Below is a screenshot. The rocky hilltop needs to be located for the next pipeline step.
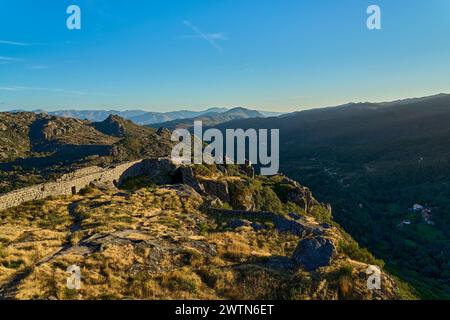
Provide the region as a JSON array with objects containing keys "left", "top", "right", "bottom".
[
  {"left": 0, "top": 112, "right": 173, "bottom": 194},
  {"left": 0, "top": 159, "right": 415, "bottom": 300}
]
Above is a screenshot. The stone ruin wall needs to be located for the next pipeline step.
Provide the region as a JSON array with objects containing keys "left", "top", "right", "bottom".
[
  {"left": 0, "top": 158, "right": 177, "bottom": 212},
  {"left": 0, "top": 158, "right": 259, "bottom": 212}
]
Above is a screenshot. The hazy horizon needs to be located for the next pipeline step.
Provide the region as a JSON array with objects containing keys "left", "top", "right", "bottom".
[{"left": 2, "top": 92, "right": 448, "bottom": 114}]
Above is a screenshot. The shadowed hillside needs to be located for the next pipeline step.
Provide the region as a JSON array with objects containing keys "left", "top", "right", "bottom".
[{"left": 216, "top": 94, "right": 450, "bottom": 298}]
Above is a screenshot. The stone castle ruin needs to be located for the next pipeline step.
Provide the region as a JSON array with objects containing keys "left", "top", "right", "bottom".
[{"left": 0, "top": 158, "right": 180, "bottom": 212}]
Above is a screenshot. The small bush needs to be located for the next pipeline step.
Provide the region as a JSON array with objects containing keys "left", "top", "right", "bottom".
[
  {"left": 273, "top": 183, "right": 297, "bottom": 203},
  {"left": 254, "top": 186, "right": 284, "bottom": 213},
  {"left": 162, "top": 269, "right": 202, "bottom": 293},
  {"left": 2, "top": 259, "right": 24, "bottom": 269},
  {"left": 221, "top": 202, "right": 233, "bottom": 210},
  {"left": 0, "top": 244, "right": 5, "bottom": 259},
  {"left": 62, "top": 288, "right": 79, "bottom": 300},
  {"left": 339, "top": 241, "right": 385, "bottom": 268},
  {"left": 335, "top": 265, "right": 354, "bottom": 279},
  {"left": 193, "top": 164, "right": 217, "bottom": 177},
  {"left": 198, "top": 266, "right": 235, "bottom": 291},
  {"left": 79, "top": 185, "right": 97, "bottom": 196},
  {"left": 120, "top": 175, "right": 156, "bottom": 191}
]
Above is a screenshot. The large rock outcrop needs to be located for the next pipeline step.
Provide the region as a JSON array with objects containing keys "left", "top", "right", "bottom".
[
  {"left": 179, "top": 166, "right": 205, "bottom": 194},
  {"left": 280, "top": 176, "right": 319, "bottom": 214},
  {"left": 198, "top": 178, "right": 230, "bottom": 203},
  {"left": 292, "top": 237, "right": 337, "bottom": 271},
  {"left": 228, "top": 182, "right": 255, "bottom": 211}
]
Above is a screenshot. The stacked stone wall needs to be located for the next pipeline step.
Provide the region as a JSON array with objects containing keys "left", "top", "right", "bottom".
[{"left": 0, "top": 159, "right": 150, "bottom": 211}]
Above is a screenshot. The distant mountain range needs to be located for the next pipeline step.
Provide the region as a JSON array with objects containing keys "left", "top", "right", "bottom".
[
  {"left": 148, "top": 107, "right": 265, "bottom": 130},
  {"left": 14, "top": 107, "right": 283, "bottom": 125}
]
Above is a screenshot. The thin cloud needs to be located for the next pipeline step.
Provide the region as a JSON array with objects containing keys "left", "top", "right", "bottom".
[
  {"left": 0, "top": 40, "right": 31, "bottom": 46},
  {"left": 0, "top": 85, "right": 116, "bottom": 97},
  {"left": 0, "top": 85, "right": 86, "bottom": 95},
  {"left": 180, "top": 33, "right": 228, "bottom": 41},
  {"left": 182, "top": 21, "right": 227, "bottom": 53},
  {"left": 0, "top": 86, "right": 20, "bottom": 91},
  {"left": 0, "top": 56, "right": 23, "bottom": 62},
  {"left": 29, "top": 65, "right": 49, "bottom": 70}
]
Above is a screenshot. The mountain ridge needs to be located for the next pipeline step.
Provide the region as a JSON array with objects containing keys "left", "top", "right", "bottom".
[
  {"left": 149, "top": 107, "right": 265, "bottom": 130},
  {"left": 7, "top": 107, "right": 282, "bottom": 125}
]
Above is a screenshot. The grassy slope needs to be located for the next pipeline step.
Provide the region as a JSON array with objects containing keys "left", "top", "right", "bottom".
[{"left": 0, "top": 169, "right": 416, "bottom": 300}]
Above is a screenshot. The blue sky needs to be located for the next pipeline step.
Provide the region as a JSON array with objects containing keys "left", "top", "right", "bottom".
[{"left": 0, "top": 0, "right": 449, "bottom": 112}]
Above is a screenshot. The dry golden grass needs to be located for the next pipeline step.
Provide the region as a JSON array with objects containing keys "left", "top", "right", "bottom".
[
  {"left": 207, "top": 229, "right": 298, "bottom": 263},
  {"left": 0, "top": 198, "right": 71, "bottom": 286},
  {"left": 0, "top": 180, "right": 415, "bottom": 300},
  {"left": 0, "top": 197, "right": 73, "bottom": 229}
]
